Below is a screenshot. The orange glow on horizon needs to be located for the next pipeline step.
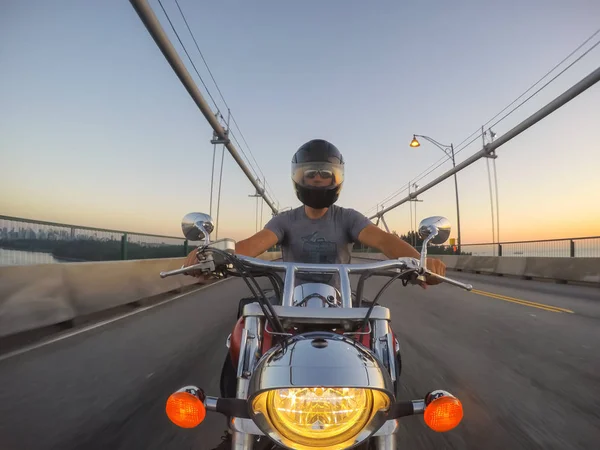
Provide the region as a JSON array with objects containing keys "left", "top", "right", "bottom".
[{"left": 3, "top": 193, "right": 599, "bottom": 245}]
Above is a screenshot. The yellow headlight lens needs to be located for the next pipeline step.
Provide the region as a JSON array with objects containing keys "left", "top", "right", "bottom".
[{"left": 252, "top": 387, "right": 390, "bottom": 449}]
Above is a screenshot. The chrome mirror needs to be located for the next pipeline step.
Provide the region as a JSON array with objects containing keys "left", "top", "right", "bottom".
[
  {"left": 181, "top": 212, "right": 214, "bottom": 246},
  {"left": 418, "top": 216, "right": 451, "bottom": 245},
  {"left": 417, "top": 216, "right": 451, "bottom": 277}
]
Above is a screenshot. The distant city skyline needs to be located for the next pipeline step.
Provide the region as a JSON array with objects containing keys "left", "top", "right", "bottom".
[
  {"left": 2, "top": 0, "right": 599, "bottom": 244},
  {"left": 0, "top": 219, "right": 182, "bottom": 247}
]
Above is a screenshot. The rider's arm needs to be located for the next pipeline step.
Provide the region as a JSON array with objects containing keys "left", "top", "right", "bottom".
[
  {"left": 235, "top": 229, "right": 279, "bottom": 257},
  {"left": 235, "top": 210, "right": 287, "bottom": 257},
  {"left": 357, "top": 224, "right": 445, "bottom": 284},
  {"left": 357, "top": 225, "right": 421, "bottom": 259},
  {"left": 184, "top": 212, "right": 285, "bottom": 271},
  {"left": 183, "top": 228, "right": 278, "bottom": 274}
]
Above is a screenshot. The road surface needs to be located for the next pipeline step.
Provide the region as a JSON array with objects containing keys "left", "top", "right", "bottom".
[{"left": 0, "top": 271, "right": 599, "bottom": 449}]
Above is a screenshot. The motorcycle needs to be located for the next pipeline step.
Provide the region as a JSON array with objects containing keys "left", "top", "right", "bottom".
[{"left": 159, "top": 213, "right": 473, "bottom": 450}]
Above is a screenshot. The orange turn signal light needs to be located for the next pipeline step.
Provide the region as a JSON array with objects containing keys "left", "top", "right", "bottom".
[
  {"left": 424, "top": 396, "right": 464, "bottom": 432},
  {"left": 166, "top": 392, "right": 206, "bottom": 428}
]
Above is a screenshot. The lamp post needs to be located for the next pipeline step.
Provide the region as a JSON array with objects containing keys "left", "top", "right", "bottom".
[{"left": 409, "top": 134, "right": 462, "bottom": 253}]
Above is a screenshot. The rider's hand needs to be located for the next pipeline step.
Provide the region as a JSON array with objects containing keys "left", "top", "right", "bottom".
[
  {"left": 425, "top": 257, "right": 446, "bottom": 285},
  {"left": 183, "top": 249, "right": 203, "bottom": 278},
  {"left": 417, "top": 258, "right": 446, "bottom": 289}
]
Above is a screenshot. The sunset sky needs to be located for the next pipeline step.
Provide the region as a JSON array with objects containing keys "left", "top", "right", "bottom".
[{"left": 2, "top": 0, "right": 599, "bottom": 244}]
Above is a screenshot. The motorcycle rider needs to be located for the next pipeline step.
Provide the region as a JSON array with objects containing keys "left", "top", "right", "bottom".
[
  {"left": 183, "top": 139, "right": 446, "bottom": 448},
  {"left": 184, "top": 138, "right": 446, "bottom": 283}
]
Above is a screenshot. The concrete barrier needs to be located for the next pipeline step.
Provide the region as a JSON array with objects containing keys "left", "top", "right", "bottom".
[
  {"left": 460, "top": 256, "right": 497, "bottom": 274},
  {"left": 495, "top": 257, "right": 528, "bottom": 277},
  {"left": 438, "top": 255, "right": 459, "bottom": 270},
  {"left": 522, "top": 257, "right": 600, "bottom": 284},
  {"left": 434, "top": 255, "right": 600, "bottom": 285},
  {"left": 352, "top": 253, "right": 600, "bottom": 285},
  {"left": 0, "top": 251, "right": 282, "bottom": 338},
  {"left": 2, "top": 251, "right": 596, "bottom": 339}
]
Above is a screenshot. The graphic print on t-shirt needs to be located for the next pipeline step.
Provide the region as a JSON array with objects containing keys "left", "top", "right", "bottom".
[{"left": 301, "top": 231, "right": 338, "bottom": 264}]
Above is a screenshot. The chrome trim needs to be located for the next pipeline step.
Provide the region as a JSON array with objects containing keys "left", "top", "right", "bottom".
[
  {"left": 248, "top": 332, "right": 394, "bottom": 395},
  {"left": 412, "top": 399, "right": 426, "bottom": 414},
  {"left": 160, "top": 259, "right": 215, "bottom": 278},
  {"left": 236, "top": 329, "right": 249, "bottom": 379},
  {"left": 339, "top": 268, "right": 352, "bottom": 308},
  {"left": 293, "top": 283, "right": 340, "bottom": 308},
  {"left": 242, "top": 303, "right": 391, "bottom": 322},
  {"left": 204, "top": 396, "right": 218, "bottom": 411},
  {"left": 282, "top": 266, "right": 296, "bottom": 306},
  {"left": 252, "top": 410, "right": 391, "bottom": 450},
  {"left": 231, "top": 418, "right": 263, "bottom": 435},
  {"left": 372, "top": 419, "right": 400, "bottom": 436},
  {"left": 264, "top": 329, "right": 294, "bottom": 337},
  {"left": 386, "top": 332, "right": 397, "bottom": 383},
  {"left": 428, "top": 272, "right": 473, "bottom": 291},
  {"left": 237, "top": 256, "right": 418, "bottom": 309},
  {"left": 418, "top": 216, "right": 451, "bottom": 246},
  {"left": 232, "top": 317, "right": 261, "bottom": 449},
  {"left": 232, "top": 432, "right": 252, "bottom": 449},
  {"left": 419, "top": 232, "right": 437, "bottom": 273},
  {"left": 237, "top": 255, "right": 418, "bottom": 273},
  {"left": 375, "top": 434, "right": 397, "bottom": 449},
  {"left": 181, "top": 212, "right": 214, "bottom": 244},
  {"left": 302, "top": 297, "right": 329, "bottom": 308},
  {"left": 372, "top": 319, "right": 391, "bottom": 380},
  {"left": 240, "top": 317, "right": 261, "bottom": 384},
  {"left": 175, "top": 385, "right": 202, "bottom": 397},
  {"left": 207, "top": 238, "right": 236, "bottom": 253},
  {"left": 342, "top": 321, "right": 372, "bottom": 336},
  {"left": 235, "top": 254, "right": 474, "bottom": 296}
]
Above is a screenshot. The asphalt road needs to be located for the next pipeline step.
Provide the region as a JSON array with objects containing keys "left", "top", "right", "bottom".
[{"left": 0, "top": 271, "right": 599, "bottom": 449}]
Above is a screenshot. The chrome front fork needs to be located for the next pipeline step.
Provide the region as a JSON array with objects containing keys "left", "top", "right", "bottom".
[
  {"left": 375, "top": 434, "right": 397, "bottom": 449},
  {"left": 231, "top": 316, "right": 261, "bottom": 449},
  {"left": 372, "top": 318, "right": 399, "bottom": 450}
]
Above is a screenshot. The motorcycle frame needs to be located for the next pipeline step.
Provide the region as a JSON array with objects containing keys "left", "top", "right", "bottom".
[{"left": 227, "top": 257, "right": 422, "bottom": 449}]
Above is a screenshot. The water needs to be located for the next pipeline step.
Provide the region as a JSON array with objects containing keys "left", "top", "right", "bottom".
[{"left": 0, "top": 248, "right": 62, "bottom": 266}]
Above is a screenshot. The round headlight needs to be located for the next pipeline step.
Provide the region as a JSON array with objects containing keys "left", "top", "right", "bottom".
[{"left": 252, "top": 387, "right": 390, "bottom": 449}]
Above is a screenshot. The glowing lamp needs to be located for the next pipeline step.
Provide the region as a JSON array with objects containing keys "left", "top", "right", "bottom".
[
  {"left": 424, "top": 395, "right": 464, "bottom": 432},
  {"left": 166, "top": 392, "right": 206, "bottom": 428}
]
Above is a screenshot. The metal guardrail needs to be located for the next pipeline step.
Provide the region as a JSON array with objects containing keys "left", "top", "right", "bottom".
[
  {"left": 3, "top": 214, "right": 597, "bottom": 266},
  {"left": 353, "top": 244, "right": 456, "bottom": 256},
  {"left": 353, "top": 236, "right": 600, "bottom": 258},
  {"left": 0, "top": 215, "right": 189, "bottom": 266},
  {"left": 461, "top": 236, "right": 600, "bottom": 258}
]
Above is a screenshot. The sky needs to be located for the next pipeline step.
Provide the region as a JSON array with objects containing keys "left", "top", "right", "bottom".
[{"left": 1, "top": 0, "right": 599, "bottom": 244}]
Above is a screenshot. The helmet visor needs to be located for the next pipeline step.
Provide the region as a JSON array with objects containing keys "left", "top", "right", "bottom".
[{"left": 292, "top": 162, "right": 344, "bottom": 189}]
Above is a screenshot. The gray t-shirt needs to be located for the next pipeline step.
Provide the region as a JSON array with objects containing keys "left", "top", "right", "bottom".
[{"left": 264, "top": 205, "right": 372, "bottom": 286}]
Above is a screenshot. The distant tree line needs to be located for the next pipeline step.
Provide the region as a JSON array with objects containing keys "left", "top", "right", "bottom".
[{"left": 0, "top": 239, "right": 187, "bottom": 261}]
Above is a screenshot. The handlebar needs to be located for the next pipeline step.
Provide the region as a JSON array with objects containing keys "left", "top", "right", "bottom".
[
  {"left": 159, "top": 260, "right": 215, "bottom": 278},
  {"left": 159, "top": 253, "right": 473, "bottom": 293}
]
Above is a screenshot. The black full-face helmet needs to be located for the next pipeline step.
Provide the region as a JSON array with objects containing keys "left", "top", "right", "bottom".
[{"left": 291, "top": 139, "right": 345, "bottom": 209}]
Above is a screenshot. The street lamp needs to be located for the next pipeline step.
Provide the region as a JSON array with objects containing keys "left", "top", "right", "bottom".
[{"left": 409, "top": 134, "right": 462, "bottom": 253}]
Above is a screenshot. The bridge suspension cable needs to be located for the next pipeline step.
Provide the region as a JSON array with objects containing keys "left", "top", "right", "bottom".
[
  {"left": 369, "top": 27, "right": 600, "bottom": 214},
  {"left": 133, "top": 0, "right": 279, "bottom": 213},
  {"left": 169, "top": 0, "right": 279, "bottom": 204},
  {"left": 369, "top": 64, "right": 600, "bottom": 220}
]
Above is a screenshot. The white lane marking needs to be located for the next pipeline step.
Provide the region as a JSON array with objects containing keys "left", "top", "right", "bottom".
[{"left": 0, "top": 278, "right": 232, "bottom": 362}]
